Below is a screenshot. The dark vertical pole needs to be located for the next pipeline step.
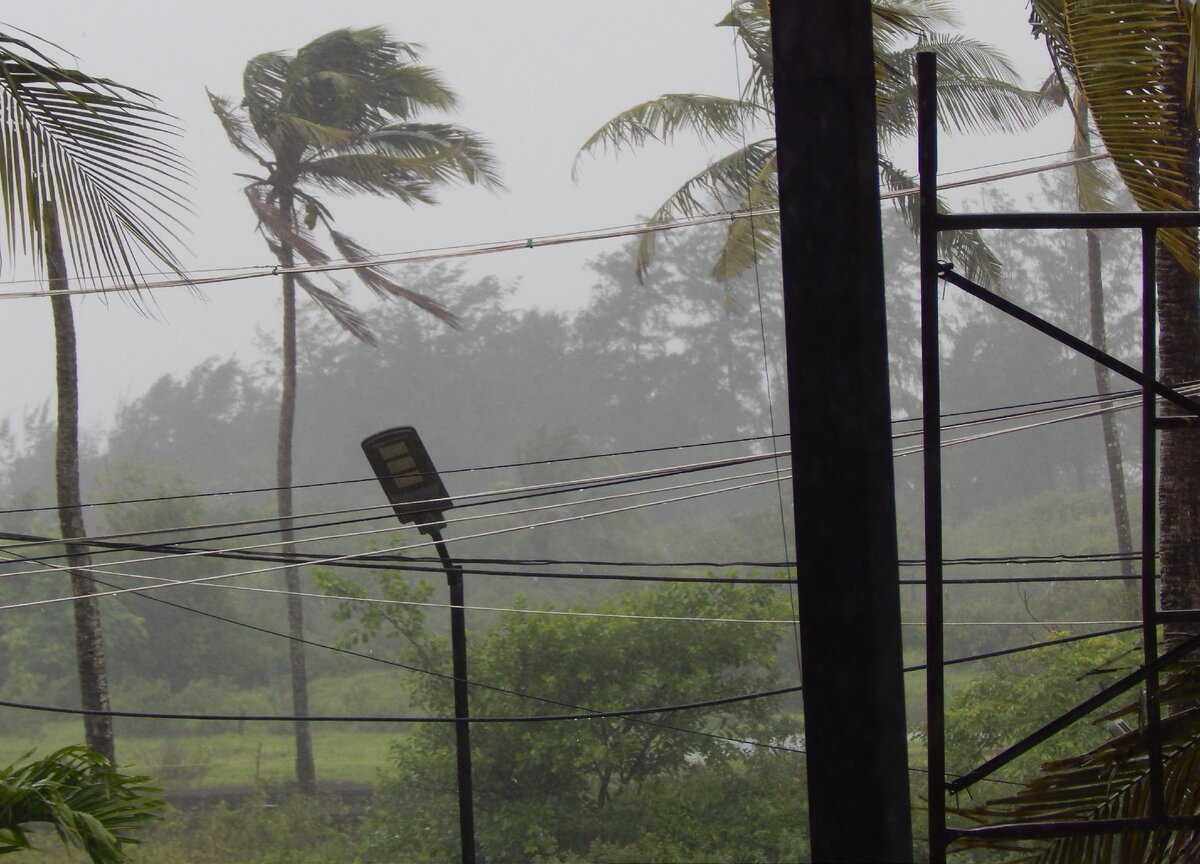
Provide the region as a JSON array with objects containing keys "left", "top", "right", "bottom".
[
  {"left": 918, "top": 53, "right": 946, "bottom": 863},
  {"left": 433, "top": 532, "right": 476, "bottom": 864},
  {"left": 1142, "top": 228, "right": 1165, "bottom": 819},
  {"left": 770, "top": 4, "right": 913, "bottom": 861}
]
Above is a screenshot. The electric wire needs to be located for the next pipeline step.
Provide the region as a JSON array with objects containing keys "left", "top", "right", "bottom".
[
  {"left": 0, "top": 375, "right": 1170, "bottom": 527},
  {"left": 0, "top": 153, "right": 1110, "bottom": 304},
  {"left": 0, "top": 378, "right": 1161, "bottom": 565},
  {"left": 0, "top": 548, "right": 803, "bottom": 756},
  {"left": 0, "top": 466, "right": 792, "bottom": 581},
  {"left": 0, "top": 473, "right": 795, "bottom": 612}
]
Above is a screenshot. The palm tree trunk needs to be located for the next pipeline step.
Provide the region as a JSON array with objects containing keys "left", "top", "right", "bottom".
[
  {"left": 44, "top": 203, "right": 115, "bottom": 761},
  {"left": 1156, "top": 107, "right": 1200, "bottom": 657},
  {"left": 1085, "top": 228, "right": 1134, "bottom": 579},
  {"left": 275, "top": 192, "right": 316, "bottom": 794}
]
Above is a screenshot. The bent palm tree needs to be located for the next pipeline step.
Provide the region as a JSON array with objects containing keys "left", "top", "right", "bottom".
[
  {"left": 0, "top": 746, "right": 163, "bottom": 863},
  {"left": 574, "top": 0, "right": 1047, "bottom": 286},
  {"left": 0, "top": 32, "right": 188, "bottom": 762},
  {"left": 209, "top": 26, "right": 500, "bottom": 794}
]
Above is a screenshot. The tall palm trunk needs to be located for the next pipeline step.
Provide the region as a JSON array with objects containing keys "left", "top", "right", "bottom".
[
  {"left": 275, "top": 191, "right": 316, "bottom": 794},
  {"left": 1156, "top": 114, "right": 1200, "bottom": 655},
  {"left": 1085, "top": 228, "right": 1135, "bottom": 580},
  {"left": 44, "top": 202, "right": 115, "bottom": 761}
]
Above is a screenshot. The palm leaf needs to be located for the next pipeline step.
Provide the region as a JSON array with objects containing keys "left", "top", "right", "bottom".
[
  {"left": 1055, "top": 0, "right": 1195, "bottom": 268},
  {"left": 879, "top": 157, "right": 1003, "bottom": 288},
  {"left": 326, "top": 229, "right": 461, "bottom": 328},
  {"left": 573, "top": 94, "right": 767, "bottom": 180},
  {"left": 953, "top": 673, "right": 1200, "bottom": 863},
  {"left": 293, "top": 273, "right": 376, "bottom": 345},
  {"left": 633, "top": 138, "right": 775, "bottom": 283},
  {"left": 0, "top": 34, "right": 188, "bottom": 285},
  {"left": 0, "top": 745, "right": 162, "bottom": 863}
]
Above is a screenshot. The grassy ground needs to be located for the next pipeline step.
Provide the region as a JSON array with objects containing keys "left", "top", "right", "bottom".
[{"left": 0, "top": 720, "right": 399, "bottom": 790}]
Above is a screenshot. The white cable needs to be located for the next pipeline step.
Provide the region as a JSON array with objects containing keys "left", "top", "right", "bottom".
[
  {"left": 0, "top": 474, "right": 788, "bottom": 612},
  {"left": 0, "top": 467, "right": 792, "bottom": 581},
  {"left": 0, "top": 450, "right": 785, "bottom": 554},
  {"left": 0, "top": 153, "right": 1110, "bottom": 303}
]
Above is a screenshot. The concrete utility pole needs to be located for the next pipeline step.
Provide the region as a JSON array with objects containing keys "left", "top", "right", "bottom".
[{"left": 769, "top": 3, "right": 914, "bottom": 861}]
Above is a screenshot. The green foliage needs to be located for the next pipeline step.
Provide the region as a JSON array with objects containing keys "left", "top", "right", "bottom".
[
  {"left": 122, "top": 795, "right": 357, "bottom": 864},
  {"left": 576, "top": 0, "right": 1046, "bottom": 285},
  {"left": 0, "top": 746, "right": 162, "bottom": 863},
  {"left": 0, "top": 31, "right": 187, "bottom": 283},
  {"left": 940, "top": 631, "right": 1138, "bottom": 781},
  {"left": 953, "top": 671, "right": 1200, "bottom": 863},
  {"left": 339, "top": 581, "right": 802, "bottom": 862}
]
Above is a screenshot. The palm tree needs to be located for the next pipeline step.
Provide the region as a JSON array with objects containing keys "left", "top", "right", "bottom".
[
  {"left": 0, "top": 746, "right": 163, "bottom": 863},
  {"left": 948, "top": 3, "right": 1200, "bottom": 858},
  {"left": 0, "top": 32, "right": 188, "bottom": 762},
  {"left": 208, "top": 26, "right": 500, "bottom": 794},
  {"left": 1043, "top": 69, "right": 1136, "bottom": 578},
  {"left": 573, "top": 0, "right": 1048, "bottom": 286}
]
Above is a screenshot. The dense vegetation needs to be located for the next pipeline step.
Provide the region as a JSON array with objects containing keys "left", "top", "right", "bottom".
[{"left": 0, "top": 186, "right": 1148, "bottom": 859}]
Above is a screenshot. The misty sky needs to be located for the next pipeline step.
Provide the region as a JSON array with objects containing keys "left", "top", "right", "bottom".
[{"left": 2, "top": 2, "right": 1070, "bottom": 433}]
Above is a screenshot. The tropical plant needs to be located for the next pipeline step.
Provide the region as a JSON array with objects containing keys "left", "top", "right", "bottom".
[
  {"left": 1041, "top": 69, "right": 1135, "bottom": 576},
  {"left": 0, "top": 745, "right": 163, "bottom": 863},
  {"left": 0, "top": 30, "right": 189, "bottom": 761},
  {"left": 573, "top": 0, "right": 1047, "bottom": 287},
  {"left": 954, "top": 671, "right": 1200, "bottom": 863},
  {"left": 208, "top": 26, "right": 500, "bottom": 793},
  {"left": 948, "top": 3, "right": 1200, "bottom": 858}
]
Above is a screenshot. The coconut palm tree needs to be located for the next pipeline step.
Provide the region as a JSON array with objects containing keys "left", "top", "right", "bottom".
[
  {"left": 208, "top": 26, "right": 500, "bottom": 794},
  {"left": 574, "top": 0, "right": 1048, "bottom": 286},
  {"left": 0, "top": 746, "right": 163, "bottom": 863},
  {"left": 949, "top": 3, "right": 1200, "bottom": 859},
  {"left": 0, "top": 31, "right": 189, "bottom": 762}
]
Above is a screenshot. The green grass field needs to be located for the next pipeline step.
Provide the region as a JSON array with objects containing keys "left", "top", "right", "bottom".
[{"left": 0, "top": 719, "right": 399, "bottom": 790}]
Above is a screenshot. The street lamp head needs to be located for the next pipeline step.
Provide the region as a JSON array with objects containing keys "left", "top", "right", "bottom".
[{"left": 361, "top": 426, "right": 453, "bottom": 535}]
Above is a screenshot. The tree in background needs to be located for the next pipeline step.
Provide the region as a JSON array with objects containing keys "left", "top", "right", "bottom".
[
  {"left": 0, "top": 31, "right": 189, "bottom": 761},
  {"left": 208, "top": 26, "right": 500, "bottom": 793},
  {"left": 574, "top": 0, "right": 1046, "bottom": 286},
  {"left": 324, "top": 578, "right": 802, "bottom": 862}
]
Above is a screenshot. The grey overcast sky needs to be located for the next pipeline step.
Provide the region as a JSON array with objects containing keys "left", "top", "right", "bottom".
[{"left": 2, "top": 1, "right": 1069, "bottom": 433}]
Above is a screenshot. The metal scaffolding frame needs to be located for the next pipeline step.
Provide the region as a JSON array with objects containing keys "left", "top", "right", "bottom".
[{"left": 917, "top": 51, "right": 1200, "bottom": 861}]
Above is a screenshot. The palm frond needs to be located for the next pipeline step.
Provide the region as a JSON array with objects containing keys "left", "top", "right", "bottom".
[
  {"left": 298, "top": 153, "right": 433, "bottom": 202},
  {"left": 880, "top": 158, "right": 1003, "bottom": 289},
  {"left": 717, "top": 0, "right": 773, "bottom": 107},
  {"left": 326, "top": 229, "right": 461, "bottom": 328},
  {"left": 876, "top": 32, "right": 1050, "bottom": 147},
  {"left": 632, "top": 138, "right": 775, "bottom": 283},
  {"left": 205, "top": 89, "right": 266, "bottom": 164},
  {"left": 245, "top": 186, "right": 328, "bottom": 265},
  {"left": 953, "top": 674, "right": 1200, "bottom": 863},
  {"left": 711, "top": 150, "right": 778, "bottom": 282},
  {"left": 0, "top": 35, "right": 189, "bottom": 285},
  {"left": 1058, "top": 0, "right": 1195, "bottom": 268},
  {"left": 0, "top": 745, "right": 162, "bottom": 863},
  {"left": 573, "top": 94, "right": 766, "bottom": 180},
  {"left": 293, "top": 273, "right": 376, "bottom": 345},
  {"left": 363, "top": 123, "right": 503, "bottom": 189}
]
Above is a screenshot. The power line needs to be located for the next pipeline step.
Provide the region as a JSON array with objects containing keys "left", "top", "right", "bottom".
[
  {"left": 0, "top": 548, "right": 799, "bottom": 756},
  {"left": 0, "top": 685, "right": 803, "bottom": 725},
  {"left": 0, "top": 468, "right": 791, "bottom": 581},
  {"left": 0, "top": 153, "right": 1108, "bottom": 304}
]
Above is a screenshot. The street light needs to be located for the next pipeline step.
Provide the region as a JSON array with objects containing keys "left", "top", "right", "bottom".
[{"left": 361, "top": 426, "right": 476, "bottom": 864}]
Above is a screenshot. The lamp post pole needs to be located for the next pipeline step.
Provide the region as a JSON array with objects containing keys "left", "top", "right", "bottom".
[
  {"left": 360, "top": 426, "right": 476, "bottom": 864},
  {"left": 432, "top": 529, "right": 476, "bottom": 864}
]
